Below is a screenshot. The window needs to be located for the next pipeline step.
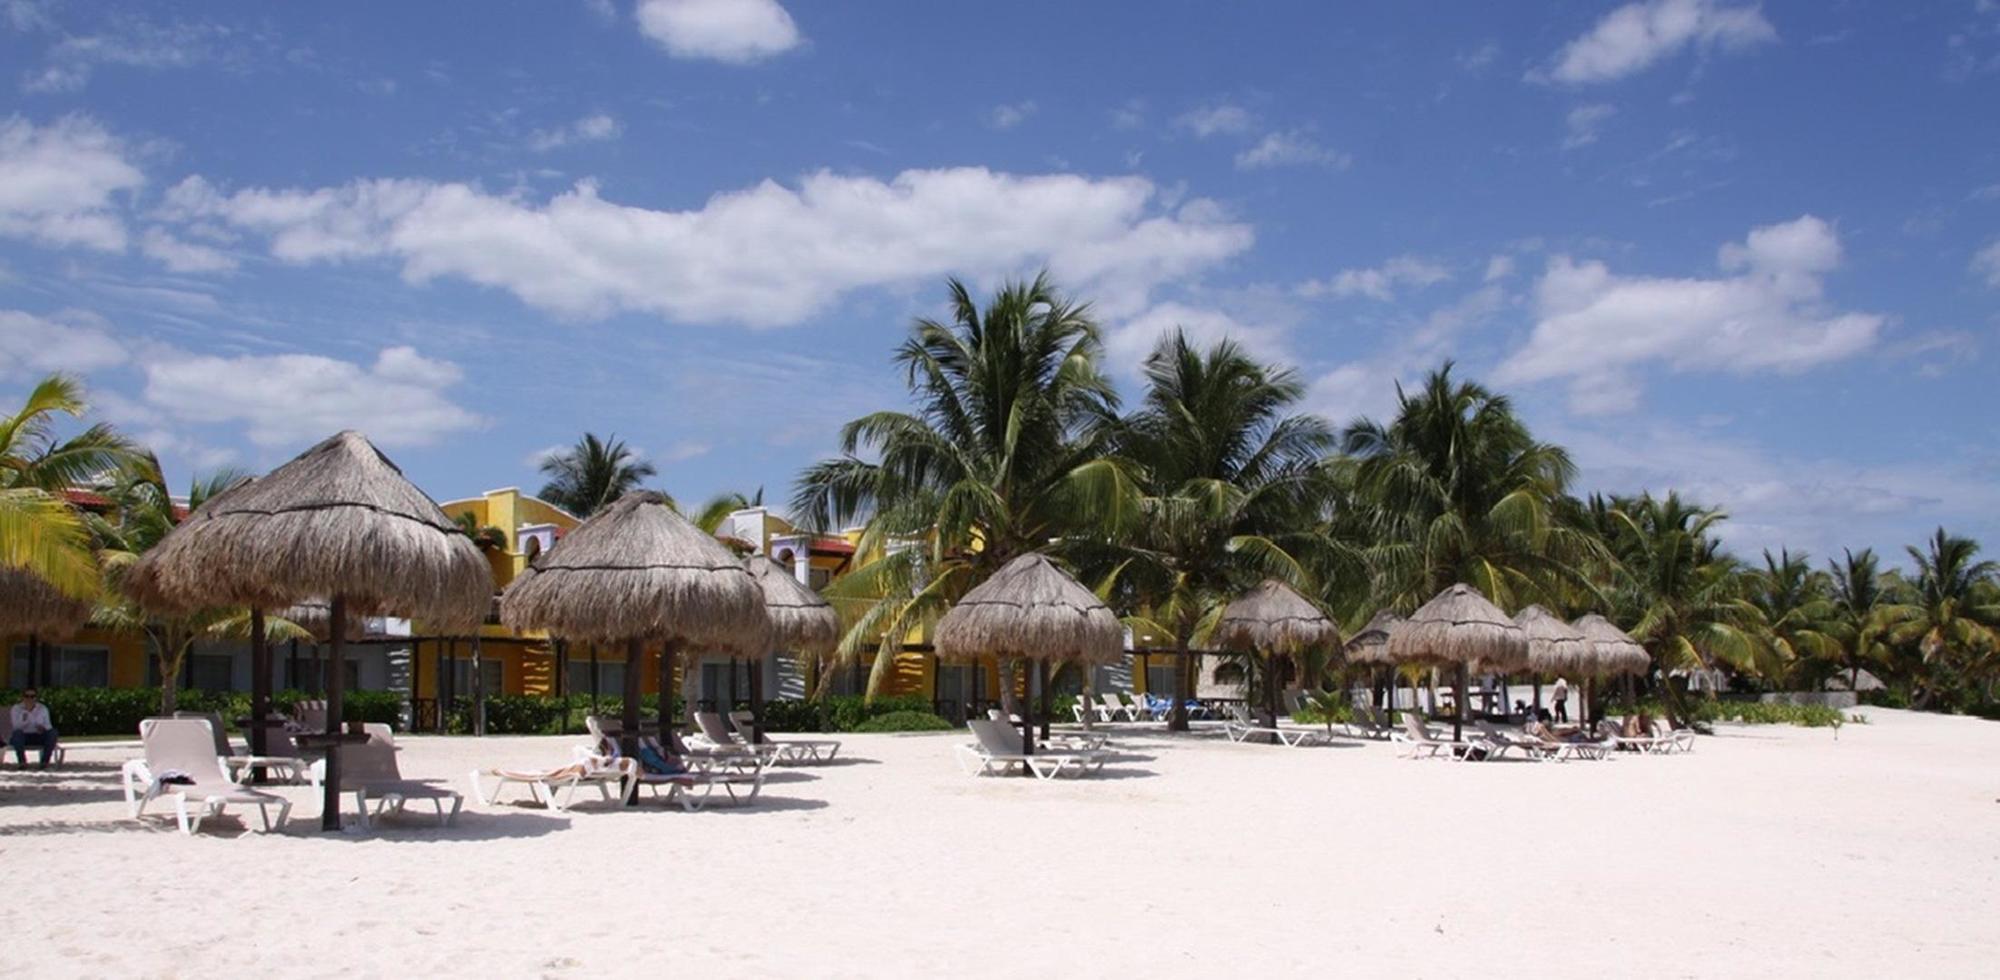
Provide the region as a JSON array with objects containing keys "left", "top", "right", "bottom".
[
  {"left": 190, "top": 654, "right": 235, "bottom": 692},
  {"left": 935, "top": 664, "right": 972, "bottom": 703},
  {"left": 808, "top": 568, "right": 831, "bottom": 590},
  {"left": 1145, "top": 664, "right": 1178, "bottom": 696},
  {"left": 699, "top": 659, "right": 753, "bottom": 707},
  {"left": 451, "top": 658, "right": 504, "bottom": 695},
  {"left": 1212, "top": 662, "right": 1246, "bottom": 689},
  {"left": 568, "top": 659, "right": 626, "bottom": 698},
  {"left": 9, "top": 645, "right": 110, "bottom": 688}
]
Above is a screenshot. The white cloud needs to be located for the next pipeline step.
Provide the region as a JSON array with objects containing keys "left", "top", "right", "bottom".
[
  {"left": 0, "top": 308, "right": 130, "bottom": 378},
  {"left": 1539, "top": 0, "right": 1777, "bottom": 85},
  {"left": 528, "top": 112, "right": 623, "bottom": 151},
  {"left": 1102, "top": 302, "right": 1291, "bottom": 367},
  {"left": 662, "top": 440, "right": 711, "bottom": 462},
  {"left": 0, "top": 114, "right": 142, "bottom": 251},
  {"left": 1563, "top": 103, "right": 1617, "bottom": 149},
  {"left": 634, "top": 0, "right": 802, "bottom": 64},
  {"left": 19, "top": 14, "right": 230, "bottom": 93},
  {"left": 1484, "top": 254, "right": 1517, "bottom": 282},
  {"left": 170, "top": 167, "right": 1253, "bottom": 327},
  {"left": 138, "top": 226, "right": 236, "bottom": 272},
  {"left": 1972, "top": 239, "right": 2000, "bottom": 287},
  {"left": 1303, "top": 282, "right": 1512, "bottom": 427},
  {"left": 1457, "top": 41, "right": 1501, "bottom": 73},
  {"left": 1496, "top": 215, "right": 1883, "bottom": 413},
  {"left": 1175, "top": 103, "right": 1254, "bottom": 138},
  {"left": 1299, "top": 255, "right": 1450, "bottom": 301},
  {"left": 987, "top": 101, "right": 1036, "bottom": 130},
  {"left": 1110, "top": 99, "right": 1146, "bottom": 131},
  {"left": 141, "top": 344, "right": 485, "bottom": 448},
  {"left": 1234, "top": 130, "right": 1350, "bottom": 171}
]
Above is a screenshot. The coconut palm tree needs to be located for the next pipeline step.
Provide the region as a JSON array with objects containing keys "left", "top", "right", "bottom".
[
  {"left": 1342, "top": 363, "right": 1597, "bottom": 612},
  {"left": 85, "top": 456, "right": 252, "bottom": 712},
  {"left": 1111, "top": 330, "right": 1339, "bottom": 730},
  {"left": 1823, "top": 547, "right": 1895, "bottom": 692},
  {"left": 792, "top": 274, "right": 1140, "bottom": 700},
  {"left": 1746, "top": 548, "right": 1840, "bottom": 688},
  {"left": 1883, "top": 528, "right": 2000, "bottom": 707},
  {"left": 693, "top": 487, "right": 762, "bottom": 535},
  {"left": 536, "top": 433, "right": 658, "bottom": 517},
  {"left": 451, "top": 511, "right": 508, "bottom": 551},
  {"left": 0, "top": 375, "right": 137, "bottom": 597}
]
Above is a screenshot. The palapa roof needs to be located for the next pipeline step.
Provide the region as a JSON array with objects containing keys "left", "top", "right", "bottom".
[
  {"left": 123, "top": 432, "right": 491, "bottom": 631},
  {"left": 1389, "top": 583, "right": 1529, "bottom": 670},
  {"left": 745, "top": 555, "right": 838, "bottom": 656},
  {"left": 0, "top": 566, "right": 94, "bottom": 640},
  {"left": 933, "top": 552, "right": 1123, "bottom": 665},
  {"left": 1212, "top": 579, "right": 1341, "bottom": 656},
  {"left": 1344, "top": 610, "right": 1404, "bottom": 665},
  {"left": 274, "top": 599, "right": 366, "bottom": 643},
  {"left": 1514, "top": 605, "right": 1592, "bottom": 674},
  {"left": 500, "top": 490, "right": 768, "bottom": 651},
  {"left": 1572, "top": 613, "right": 1652, "bottom": 677}
]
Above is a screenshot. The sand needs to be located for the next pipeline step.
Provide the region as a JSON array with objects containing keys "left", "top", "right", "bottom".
[{"left": 2, "top": 707, "right": 1995, "bottom": 978}]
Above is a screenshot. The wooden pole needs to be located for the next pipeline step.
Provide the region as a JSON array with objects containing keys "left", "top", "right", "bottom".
[
  {"left": 750, "top": 656, "right": 766, "bottom": 745},
  {"left": 1037, "top": 659, "right": 1052, "bottom": 741},
  {"left": 1453, "top": 662, "right": 1467, "bottom": 741},
  {"left": 319, "top": 596, "right": 347, "bottom": 832},
  {"left": 556, "top": 639, "right": 570, "bottom": 734},
  {"left": 661, "top": 641, "right": 683, "bottom": 744},
  {"left": 249, "top": 609, "right": 270, "bottom": 783},
  {"left": 288, "top": 638, "right": 299, "bottom": 695},
  {"left": 1022, "top": 660, "right": 1039, "bottom": 757},
  {"left": 470, "top": 634, "right": 486, "bottom": 736},
  {"left": 589, "top": 642, "right": 600, "bottom": 704},
  {"left": 410, "top": 637, "right": 423, "bottom": 731},
  {"left": 622, "top": 637, "right": 643, "bottom": 806}
]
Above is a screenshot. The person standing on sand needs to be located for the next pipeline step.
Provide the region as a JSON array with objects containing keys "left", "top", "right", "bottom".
[{"left": 1552, "top": 677, "right": 1570, "bottom": 723}]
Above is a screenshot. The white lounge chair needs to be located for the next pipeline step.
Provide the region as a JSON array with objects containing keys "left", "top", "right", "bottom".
[
  {"left": 1601, "top": 716, "right": 1672, "bottom": 754},
  {"left": 122, "top": 717, "right": 291, "bottom": 835},
  {"left": 727, "top": 710, "right": 841, "bottom": 764},
  {"left": 171, "top": 710, "right": 318, "bottom": 786},
  {"left": 582, "top": 724, "right": 763, "bottom": 811},
  {"left": 954, "top": 719, "right": 1106, "bottom": 780},
  {"left": 1653, "top": 716, "right": 1696, "bottom": 753},
  {"left": 1393, "top": 713, "right": 1490, "bottom": 761},
  {"left": 1223, "top": 703, "right": 1321, "bottom": 747},
  {"left": 1095, "top": 693, "right": 1133, "bottom": 723},
  {"left": 691, "top": 711, "right": 787, "bottom": 766},
  {"left": 469, "top": 755, "right": 635, "bottom": 812},
  {"left": 337, "top": 723, "right": 463, "bottom": 829},
  {"left": 1342, "top": 699, "right": 1393, "bottom": 740},
  {"left": 986, "top": 709, "right": 1110, "bottom": 751}
]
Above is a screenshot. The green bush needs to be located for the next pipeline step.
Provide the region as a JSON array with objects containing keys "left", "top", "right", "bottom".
[
  {"left": 1685, "top": 699, "right": 1849, "bottom": 728},
  {"left": 0, "top": 686, "right": 408, "bottom": 736},
  {"left": 823, "top": 694, "right": 936, "bottom": 732},
  {"left": 761, "top": 698, "right": 829, "bottom": 732},
  {"left": 852, "top": 710, "right": 955, "bottom": 733}
]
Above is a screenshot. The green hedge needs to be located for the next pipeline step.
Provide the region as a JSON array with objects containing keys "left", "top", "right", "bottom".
[
  {"left": 1678, "top": 699, "right": 1852, "bottom": 728},
  {"left": 0, "top": 687, "right": 404, "bottom": 737},
  {"left": 852, "top": 710, "right": 955, "bottom": 733}
]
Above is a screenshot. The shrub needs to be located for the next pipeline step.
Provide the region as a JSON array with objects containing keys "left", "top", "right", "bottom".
[
  {"left": 760, "top": 698, "right": 828, "bottom": 733},
  {"left": 1685, "top": 699, "right": 1849, "bottom": 728},
  {"left": 0, "top": 686, "right": 408, "bottom": 736},
  {"left": 852, "top": 710, "right": 954, "bottom": 733},
  {"left": 823, "top": 693, "right": 936, "bottom": 732}
]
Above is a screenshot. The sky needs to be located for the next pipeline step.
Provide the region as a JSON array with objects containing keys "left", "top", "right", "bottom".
[{"left": 1, "top": 0, "right": 1996, "bottom": 567}]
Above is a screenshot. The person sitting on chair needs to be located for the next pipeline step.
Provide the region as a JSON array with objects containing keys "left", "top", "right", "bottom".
[{"left": 8, "top": 688, "right": 59, "bottom": 769}]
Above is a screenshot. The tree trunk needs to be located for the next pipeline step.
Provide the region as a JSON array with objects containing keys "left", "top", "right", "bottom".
[
  {"left": 998, "top": 658, "right": 1020, "bottom": 717},
  {"left": 319, "top": 596, "right": 347, "bottom": 832},
  {"left": 1037, "top": 659, "right": 1051, "bottom": 742},
  {"left": 1168, "top": 633, "right": 1191, "bottom": 732},
  {"left": 250, "top": 609, "right": 270, "bottom": 783}
]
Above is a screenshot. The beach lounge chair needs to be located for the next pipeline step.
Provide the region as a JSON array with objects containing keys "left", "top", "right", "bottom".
[
  {"left": 1223, "top": 703, "right": 1321, "bottom": 747},
  {"left": 727, "top": 710, "right": 842, "bottom": 763},
  {"left": 1602, "top": 716, "right": 1671, "bottom": 754},
  {"left": 1094, "top": 693, "right": 1131, "bottom": 723},
  {"left": 954, "top": 719, "right": 1106, "bottom": 780},
  {"left": 1520, "top": 722, "right": 1613, "bottom": 761},
  {"left": 986, "top": 710, "right": 1111, "bottom": 751},
  {"left": 1653, "top": 716, "right": 1696, "bottom": 753},
  {"left": 691, "top": 711, "right": 787, "bottom": 766},
  {"left": 171, "top": 710, "right": 317, "bottom": 786},
  {"left": 122, "top": 717, "right": 292, "bottom": 835},
  {"left": 581, "top": 722, "right": 764, "bottom": 811},
  {"left": 469, "top": 753, "right": 635, "bottom": 811},
  {"left": 1393, "top": 713, "right": 1489, "bottom": 761},
  {"left": 1341, "top": 700, "right": 1393, "bottom": 740},
  {"left": 337, "top": 723, "right": 463, "bottom": 829},
  {"left": 292, "top": 700, "right": 328, "bottom": 733},
  {"left": 1477, "top": 720, "right": 1571, "bottom": 762}
]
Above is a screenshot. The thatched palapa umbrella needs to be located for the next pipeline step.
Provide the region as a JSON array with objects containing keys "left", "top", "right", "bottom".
[
  {"left": 1345, "top": 610, "right": 1405, "bottom": 714},
  {"left": 1514, "top": 605, "right": 1589, "bottom": 717},
  {"left": 1390, "top": 583, "right": 1528, "bottom": 740},
  {"left": 934, "top": 552, "right": 1122, "bottom": 755},
  {"left": 1213, "top": 579, "right": 1340, "bottom": 736},
  {"left": 125, "top": 431, "right": 490, "bottom": 830},
  {"left": 1573, "top": 613, "right": 1651, "bottom": 724},
  {"left": 501, "top": 491, "right": 767, "bottom": 773},
  {"left": 741, "top": 555, "right": 838, "bottom": 741},
  {"left": 0, "top": 567, "right": 94, "bottom": 686}
]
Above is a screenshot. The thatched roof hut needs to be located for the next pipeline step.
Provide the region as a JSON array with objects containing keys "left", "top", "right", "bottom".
[
  {"left": 124, "top": 431, "right": 490, "bottom": 631},
  {"left": 275, "top": 599, "right": 366, "bottom": 643},
  {"left": 1213, "top": 579, "right": 1341, "bottom": 656},
  {"left": 745, "top": 556, "right": 838, "bottom": 657},
  {"left": 1514, "top": 605, "right": 1591, "bottom": 674},
  {"left": 934, "top": 553, "right": 1123, "bottom": 666},
  {"left": 1344, "top": 610, "right": 1404, "bottom": 666},
  {"left": 0, "top": 566, "right": 93, "bottom": 640},
  {"left": 500, "top": 490, "right": 768, "bottom": 654},
  {"left": 1573, "top": 614, "right": 1652, "bottom": 677},
  {"left": 1390, "top": 583, "right": 1528, "bottom": 672}
]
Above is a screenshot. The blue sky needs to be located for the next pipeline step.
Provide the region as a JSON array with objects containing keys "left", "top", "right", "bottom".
[{"left": 1, "top": 0, "right": 1996, "bottom": 565}]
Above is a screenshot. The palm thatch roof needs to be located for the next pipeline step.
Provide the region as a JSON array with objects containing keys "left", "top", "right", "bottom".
[
  {"left": 1344, "top": 610, "right": 1404, "bottom": 665},
  {"left": 1389, "top": 583, "right": 1528, "bottom": 670},
  {"left": 933, "top": 552, "right": 1123, "bottom": 665},
  {"left": 745, "top": 555, "right": 837, "bottom": 657},
  {"left": 501, "top": 490, "right": 768, "bottom": 652},
  {"left": 1212, "top": 579, "right": 1341, "bottom": 656},
  {"left": 1572, "top": 613, "right": 1652, "bottom": 676},
  {"left": 123, "top": 431, "right": 490, "bottom": 631},
  {"left": 0, "top": 566, "right": 93, "bottom": 639},
  {"left": 274, "top": 599, "right": 366, "bottom": 643},
  {"left": 1514, "top": 605, "right": 1591, "bottom": 674}
]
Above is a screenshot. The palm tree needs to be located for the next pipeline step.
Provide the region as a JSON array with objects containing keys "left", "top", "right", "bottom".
[
  {"left": 1342, "top": 363, "right": 1597, "bottom": 612},
  {"left": 1603, "top": 493, "right": 1774, "bottom": 715},
  {"left": 1746, "top": 548, "right": 1840, "bottom": 688},
  {"left": 1883, "top": 528, "right": 2000, "bottom": 707},
  {"left": 1824, "top": 548, "right": 1894, "bottom": 692},
  {"left": 792, "top": 274, "right": 1139, "bottom": 700},
  {"left": 0, "top": 375, "right": 137, "bottom": 597},
  {"left": 86, "top": 457, "right": 252, "bottom": 712},
  {"left": 537, "top": 433, "right": 658, "bottom": 517},
  {"left": 1113, "top": 330, "right": 1338, "bottom": 730},
  {"left": 692, "top": 487, "right": 763, "bottom": 535},
  {"left": 452, "top": 511, "right": 508, "bottom": 551}
]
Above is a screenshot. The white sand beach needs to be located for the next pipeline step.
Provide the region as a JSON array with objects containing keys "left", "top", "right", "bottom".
[{"left": 3, "top": 708, "right": 1995, "bottom": 978}]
